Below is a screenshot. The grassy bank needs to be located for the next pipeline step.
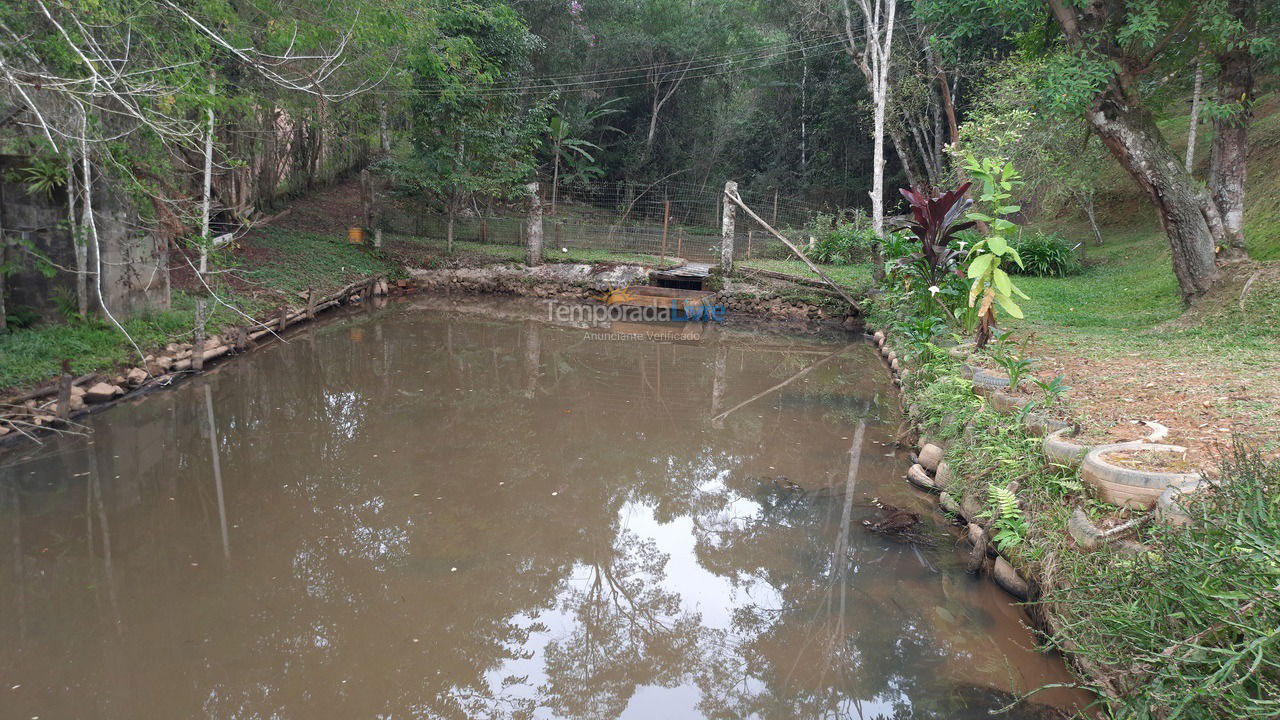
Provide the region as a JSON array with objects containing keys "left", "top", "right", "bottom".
[
  {"left": 739, "top": 258, "right": 874, "bottom": 289},
  {"left": 878, "top": 332, "right": 1280, "bottom": 718},
  {"left": 0, "top": 228, "right": 403, "bottom": 391}
]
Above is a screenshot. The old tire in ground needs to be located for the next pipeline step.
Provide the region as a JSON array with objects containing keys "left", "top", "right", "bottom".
[
  {"left": 971, "top": 369, "right": 1010, "bottom": 391},
  {"left": 1042, "top": 428, "right": 1094, "bottom": 469},
  {"left": 917, "top": 443, "right": 944, "bottom": 472},
  {"left": 1155, "top": 481, "right": 1207, "bottom": 527},
  {"left": 992, "top": 557, "right": 1030, "bottom": 599},
  {"left": 988, "top": 389, "right": 1032, "bottom": 415},
  {"left": 1080, "top": 443, "right": 1203, "bottom": 509},
  {"left": 1022, "top": 412, "right": 1072, "bottom": 438}
]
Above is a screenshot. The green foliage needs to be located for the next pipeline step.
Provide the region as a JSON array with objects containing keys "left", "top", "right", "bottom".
[
  {"left": 51, "top": 287, "right": 85, "bottom": 323},
  {"left": 982, "top": 483, "right": 1027, "bottom": 551},
  {"left": 3, "top": 305, "right": 42, "bottom": 331},
  {"left": 0, "top": 293, "right": 250, "bottom": 388},
  {"left": 389, "top": 0, "right": 546, "bottom": 215},
  {"left": 1008, "top": 230, "right": 1083, "bottom": 277},
  {"left": 892, "top": 184, "right": 976, "bottom": 321},
  {"left": 242, "top": 228, "right": 402, "bottom": 295},
  {"left": 802, "top": 211, "right": 878, "bottom": 265},
  {"left": 955, "top": 54, "right": 1111, "bottom": 221},
  {"left": 5, "top": 154, "right": 69, "bottom": 197},
  {"left": 545, "top": 97, "right": 623, "bottom": 198},
  {"left": 1031, "top": 374, "right": 1069, "bottom": 407},
  {"left": 961, "top": 154, "right": 1029, "bottom": 346},
  {"left": 1052, "top": 444, "right": 1280, "bottom": 719},
  {"left": 989, "top": 329, "right": 1036, "bottom": 391}
]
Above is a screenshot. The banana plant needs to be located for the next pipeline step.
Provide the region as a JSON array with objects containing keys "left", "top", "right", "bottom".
[
  {"left": 546, "top": 98, "right": 622, "bottom": 214},
  {"left": 962, "top": 154, "right": 1029, "bottom": 349}
]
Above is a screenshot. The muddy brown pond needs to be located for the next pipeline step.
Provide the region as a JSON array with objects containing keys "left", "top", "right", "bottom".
[{"left": 0, "top": 297, "right": 1087, "bottom": 719}]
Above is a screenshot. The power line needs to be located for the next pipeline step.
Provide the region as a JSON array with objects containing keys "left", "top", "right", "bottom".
[
  {"left": 477, "top": 32, "right": 846, "bottom": 86},
  {"left": 358, "top": 18, "right": 929, "bottom": 100},
  {"left": 367, "top": 36, "right": 857, "bottom": 99}
]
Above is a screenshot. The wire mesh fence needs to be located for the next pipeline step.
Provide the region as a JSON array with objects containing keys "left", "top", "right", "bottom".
[{"left": 378, "top": 180, "right": 826, "bottom": 263}]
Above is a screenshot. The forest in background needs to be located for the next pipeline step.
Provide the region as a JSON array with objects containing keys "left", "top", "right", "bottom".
[{"left": 0, "top": 0, "right": 1275, "bottom": 324}]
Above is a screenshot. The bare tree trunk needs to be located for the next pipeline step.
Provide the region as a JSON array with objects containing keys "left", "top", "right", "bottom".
[
  {"left": 378, "top": 101, "right": 391, "bottom": 153},
  {"left": 887, "top": 123, "right": 923, "bottom": 193},
  {"left": 870, "top": 2, "right": 897, "bottom": 234},
  {"left": 197, "top": 78, "right": 214, "bottom": 357},
  {"left": 1185, "top": 49, "right": 1203, "bottom": 173},
  {"left": 79, "top": 147, "right": 97, "bottom": 316},
  {"left": 1087, "top": 97, "right": 1221, "bottom": 301},
  {"left": 800, "top": 50, "right": 808, "bottom": 173},
  {"left": 359, "top": 169, "right": 372, "bottom": 229},
  {"left": 446, "top": 209, "right": 455, "bottom": 254},
  {"left": 644, "top": 61, "right": 692, "bottom": 158},
  {"left": 0, "top": 197, "right": 6, "bottom": 331},
  {"left": 1208, "top": 25, "right": 1253, "bottom": 262},
  {"left": 67, "top": 154, "right": 88, "bottom": 318},
  {"left": 842, "top": 0, "right": 898, "bottom": 235}
]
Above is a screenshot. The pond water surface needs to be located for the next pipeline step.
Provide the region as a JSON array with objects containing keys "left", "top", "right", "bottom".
[{"left": 0, "top": 297, "right": 1085, "bottom": 719}]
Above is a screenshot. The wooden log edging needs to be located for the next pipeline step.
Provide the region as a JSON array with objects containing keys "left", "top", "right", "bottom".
[{"left": 0, "top": 274, "right": 403, "bottom": 447}]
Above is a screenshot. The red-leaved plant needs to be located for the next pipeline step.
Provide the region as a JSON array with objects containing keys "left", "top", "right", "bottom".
[{"left": 893, "top": 183, "right": 976, "bottom": 317}]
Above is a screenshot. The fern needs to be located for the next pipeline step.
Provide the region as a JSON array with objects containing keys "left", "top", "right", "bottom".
[{"left": 984, "top": 483, "right": 1027, "bottom": 551}]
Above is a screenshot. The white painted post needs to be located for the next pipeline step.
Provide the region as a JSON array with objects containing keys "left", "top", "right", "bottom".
[
  {"left": 525, "top": 182, "right": 543, "bottom": 267},
  {"left": 721, "top": 180, "right": 737, "bottom": 273}
]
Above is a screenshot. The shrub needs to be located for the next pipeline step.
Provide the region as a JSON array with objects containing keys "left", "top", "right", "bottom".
[
  {"left": 1009, "top": 231, "right": 1083, "bottom": 277},
  {"left": 802, "top": 211, "right": 878, "bottom": 264}
]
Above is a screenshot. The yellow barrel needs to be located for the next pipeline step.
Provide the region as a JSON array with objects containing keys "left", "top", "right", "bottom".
[{"left": 347, "top": 226, "right": 365, "bottom": 244}]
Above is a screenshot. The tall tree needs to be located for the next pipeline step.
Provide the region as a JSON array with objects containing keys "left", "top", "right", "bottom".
[
  {"left": 1207, "top": 0, "right": 1264, "bottom": 262},
  {"left": 837, "top": 0, "right": 898, "bottom": 234},
  {"left": 928, "top": 0, "right": 1277, "bottom": 301}
]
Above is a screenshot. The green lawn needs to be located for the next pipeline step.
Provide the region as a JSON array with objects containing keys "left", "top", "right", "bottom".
[
  {"left": 739, "top": 259, "right": 874, "bottom": 289},
  {"left": 390, "top": 234, "right": 680, "bottom": 268},
  {"left": 243, "top": 228, "right": 404, "bottom": 295},
  {"left": 1011, "top": 222, "right": 1280, "bottom": 361},
  {"left": 0, "top": 228, "right": 404, "bottom": 391}
]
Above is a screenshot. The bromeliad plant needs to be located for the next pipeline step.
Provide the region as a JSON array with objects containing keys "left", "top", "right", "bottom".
[
  {"left": 894, "top": 182, "right": 977, "bottom": 319},
  {"left": 961, "top": 155, "right": 1029, "bottom": 349}
]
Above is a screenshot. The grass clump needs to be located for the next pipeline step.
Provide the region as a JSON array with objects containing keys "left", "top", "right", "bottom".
[
  {"left": 1009, "top": 230, "right": 1083, "bottom": 277},
  {"left": 1049, "top": 445, "right": 1280, "bottom": 719}
]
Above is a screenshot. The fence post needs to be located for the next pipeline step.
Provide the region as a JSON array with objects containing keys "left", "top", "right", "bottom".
[
  {"left": 747, "top": 230, "right": 753, "bottom": 261},
  {"left": 660, "top": 199, "right": 670, "bottom": 264},
  {"left": 721, "top": 180, "right": 737, "bottom": 273},
  {"left": 525, "top": 182, "right": 543, "bottom": 267}
]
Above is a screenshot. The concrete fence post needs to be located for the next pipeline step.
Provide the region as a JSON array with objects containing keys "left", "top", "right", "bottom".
[
  {"left": 525, "top": 182, "right": 543, "bottom": 267},
  {"left": 721, "top": 180, "right": 738, "bottom": 273}
]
